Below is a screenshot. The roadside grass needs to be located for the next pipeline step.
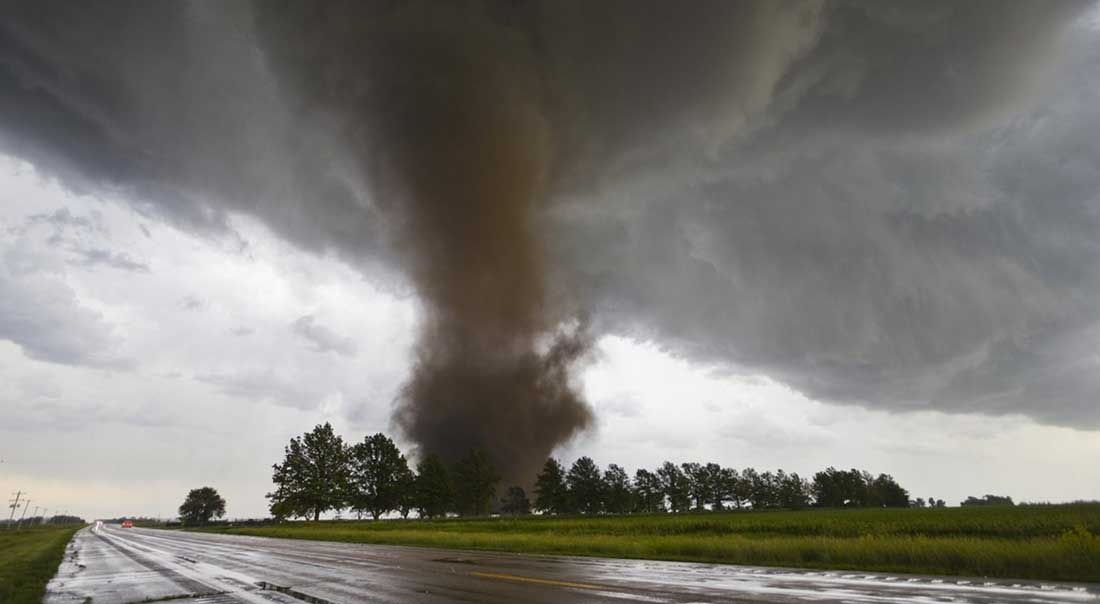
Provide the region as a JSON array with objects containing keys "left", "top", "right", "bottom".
[
  {"left": 0, "top": 525, "right": 82, "bottom": 604},
  {"left": 200, "top": 504, "right": 1100, "bottom": 582}
]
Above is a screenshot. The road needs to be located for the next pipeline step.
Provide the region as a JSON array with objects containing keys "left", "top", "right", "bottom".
[{"left": 45, "top": 524, "right": 1098, "bottom": 604}]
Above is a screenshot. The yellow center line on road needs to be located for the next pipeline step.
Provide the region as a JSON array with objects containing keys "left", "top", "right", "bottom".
[{"left": 469, "top": 571, "right": 604, "bottom": 590}]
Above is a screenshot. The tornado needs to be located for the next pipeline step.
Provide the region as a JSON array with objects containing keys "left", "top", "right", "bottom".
[
  {"left": 378, "top": 23, "right": 595, "bottom": 484},
  {"left": 254, "top": 2, "right": 593, "bottom": 485}
]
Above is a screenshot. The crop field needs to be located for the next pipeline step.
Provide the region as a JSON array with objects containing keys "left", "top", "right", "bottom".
[
  {"left": 0, "top": 525, "right": 81, "bottom": 604},
  {"left": 202, "top": 503, "right": 1100, "bottom": 582}
]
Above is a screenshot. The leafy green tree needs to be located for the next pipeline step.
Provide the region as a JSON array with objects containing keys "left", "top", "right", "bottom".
[
  {"left": 414, "top": 454, "right": 453, "bottom": 518},
  {"left": 534, "top": 458, "right": 570, "bottom": 514},
  {"left": 703, "top": 463, "right": 726, "bottom": 511},
  {"left": 961, "top": 494, "right": 1014, "bottom": 507},
  {"left": 348, "top": 433, "right": 411, "bottom": 520},
  {"left": 396, "top": 464, "right": 416, "bottom": 519},
  {"left": 178, "top": 486, "right": 226, "bottom": 526},
  {"left": 733, "top": 467, "right": 754, "bottom": 508},
  {"left": 269, "top": 499, "right": 293, "bottom": 522},
  {"left": 719, "top": 467, "right": 742, "bottom": 509},
  {"left": 775, "top": 470, "right": 811, "bottom": 509},
  {"left": 632, "top": 468, "right": 665, "bottom": 513},
  {"left": 812, "top": 467, "right": 910, "bottom": 508},
  {"left": 754, "top": 471, "right": 781, "bottom": 508},
  {"left": 567, "top": 456, "right": 605, "bottom": 514},
  {"left": 869, "top": 474, "right": 910, "bottom": 507},
  {"left": 657, "top": 461, "right": 691, "bottom": 513},
  {"left": 740, "top": 468, "right": 762, "bottom": 507},
  {"left": 267, "top": 422, "right": 351, "bottom": 521},
  {"left": 602, "top": 464, "right": 633, "bottom": 514},
  {"left": 681, "top": 462, "right": 711, "bottom": 511},
  {"left": 811, "top": 467, "right": 865, "bottom": 507},
  {"left": 452, "top": 448, "right": 500, "bottom": 516},
  {"left": 500, "top": 486, "right": 531, "bottom": 516}
]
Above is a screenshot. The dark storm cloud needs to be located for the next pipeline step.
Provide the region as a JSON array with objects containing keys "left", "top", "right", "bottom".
[
  {"left": 765, "top": 1, "right": 1091, "bottom": 137},
  {"left": 553, "top": 27, "right": 1100, "bottom": 428},
  {"left": 1, "top": 0, "right": 1098, "bottom": 466},
  {"left": 0, "top": 1, "right": 389, "bottom": 264}
]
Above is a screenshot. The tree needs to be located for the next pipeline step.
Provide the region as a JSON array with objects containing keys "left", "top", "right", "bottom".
[
  {"left": 396, "top": 464, "right": 416, "bottom": 519},
  {"left": 732, "top": 468, "right": 754, "bottom": 508},
  {"left": 811, "top": 467, "right": 911, "bottom": 508},
  {"left": 775, "top": 471, "right": 811, "bottom": 509},
  {"left": 267, "top": 422, "right": 351, "bottom": 521},
  {"left": 762, "top": 471, "right": 781, "bottom": 508},
  {"left": 633, "top": 468, "right": 665, "bottom": 513},
  {"left": 452, "top": 448, "right": 500, "bottom": 516},
  {"left": 348, "top": 433, "right": 411, "bottom": 520},
  {"left": 812, "top": 467, "right": 867, "bottom": 507},
  {"left": 534, "top": 458, "right": 570, "bottom": 514},
  {"left": 961, "top": 494, "right": 1014, "bottom": 507},
  {"left": 703, "top": 463, "right": 726, "bottom": 511},
  {"left": 414, "top": 454, "right": 453, "bottom": 519},
  {"left": 745, "top": 468, "right": 779, "bottom": 509},
  {"left": 869, "top": 474, "right": 909, "bottom": 507},
  {"left": 500, "top": 486, "right": 531, "bottom": 516},
  {"left": 567, "top": 456, "right": 605, "bottom": 514},
  {"left": 602, "top": 464, "right": 633, "bottom": 514},
  {"left": 178, "top": 486, "right": 226, "bottom": 526},
  {"left": 657, "top": 461, "right": 691, "bottom": 513},
  {"left": 719, "top": 467, "right": 742, "bottom": 509},
  {"left": 681, "top": 463, "right": 711, "bottom": 511}
]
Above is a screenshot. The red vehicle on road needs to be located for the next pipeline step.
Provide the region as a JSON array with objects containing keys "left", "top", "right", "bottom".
[{"left": 121, "top": 520, "right": 134, "bottom": 528}]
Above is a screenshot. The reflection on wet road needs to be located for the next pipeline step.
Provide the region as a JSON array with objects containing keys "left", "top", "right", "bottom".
[{"left": 46, "top": 524, "right": 1099, "bottom": 603}]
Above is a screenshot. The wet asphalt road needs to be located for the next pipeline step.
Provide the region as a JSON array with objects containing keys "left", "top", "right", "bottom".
[{"left": 45, "top": 524, "right": 1099, "bottom": 604}]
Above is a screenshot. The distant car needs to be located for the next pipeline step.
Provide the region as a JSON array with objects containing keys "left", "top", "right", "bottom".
[{"left": 121, "top": 520, "right": 134, "bottom": 528}]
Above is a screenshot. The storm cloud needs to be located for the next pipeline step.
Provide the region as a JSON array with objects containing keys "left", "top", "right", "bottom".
[
  {"left": 1, "top": 0, "right": 1098, "bottom": 481},
  {"left": 291, "top": 314, "right": 357, "bottom": 357}
]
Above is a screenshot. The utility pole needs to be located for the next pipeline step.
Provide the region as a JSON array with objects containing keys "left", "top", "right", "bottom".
[
  {"left": 7, "top": 490, "right": 22, "bottom": 529},
  {"left": 40, "top": 508, "right": 48, "bottom": 525},
  {"left": 16, "top": 499, "right": 31, "bottom": 529}
]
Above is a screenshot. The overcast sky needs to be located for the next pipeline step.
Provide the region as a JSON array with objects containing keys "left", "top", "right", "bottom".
[{"left": 2, "top": 2, "right": 1100, "bottom": 519}]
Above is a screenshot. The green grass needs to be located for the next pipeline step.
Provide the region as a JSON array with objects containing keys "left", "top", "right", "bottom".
[
  {"left": 0, "top": 525, "right": 82, "bottom": 604},
  {"left": 200, "top": 504, "right": 1100, "bottom": 582}
]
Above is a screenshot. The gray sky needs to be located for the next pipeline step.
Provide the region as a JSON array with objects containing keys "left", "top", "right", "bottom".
[{"left": 2, "top": 2, "right": 1100, "bottom": 519}]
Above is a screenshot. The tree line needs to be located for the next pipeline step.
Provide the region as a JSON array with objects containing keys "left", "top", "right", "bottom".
[
  {"left": 266, "top": 423, "right": 918, "bottom": 521},
  {"left": 961, "top": 494, "right": 1014, "bottom": 507},
  {"left": 0, "top": 514, "right": 84, "bottom": 527}
]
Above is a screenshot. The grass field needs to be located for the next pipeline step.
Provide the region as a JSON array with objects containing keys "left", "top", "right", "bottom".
[
  {"left": 0, "top": 525, "right": 81, "bottom": 604},
  {"left": 201, "top": 504, "right": 1100, "bottom": 583}
]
